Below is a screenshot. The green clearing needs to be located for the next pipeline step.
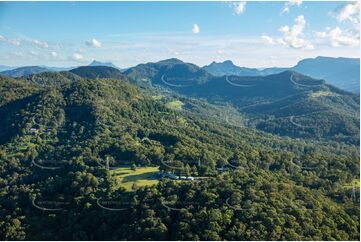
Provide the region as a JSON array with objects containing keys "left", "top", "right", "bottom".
[
  {"left": 151, "top": 95, "right": 164, "bottom": 101},
  {"left": 309, "top": 91, "right": 333, "bottom": 98},
  {"left": 111, "top": 166, "right": 160, "bottom": 191},
  {"left": 343, "top": 179, "right": 360, "bottom": 188},
  {"left": 165, "top": 100, "right": 184, "bottom": 110}
]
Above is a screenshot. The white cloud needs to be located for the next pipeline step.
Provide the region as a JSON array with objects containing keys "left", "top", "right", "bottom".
[
  {"left": 0, "top": 35, "right": 49, "bottom": 48},
  {"left": 7, "top": 39, "right": 21, "bottom": 46},
  {"left": 166, "top": 47, "right": 180, "bottom": 55},
  {"left": 71, "top": 52, "right": 86, "bottom": 62},
  {"left": 315, "top": 2, "right": 360, "bottom": 48},
  {"left": 192, "top": 24, "right": 200, "bottom": 34},
  {"left": 278, "top": 15, "right": 313, "bottom": 49},
  {"left": 261, "top": 35, "right": 276, "bottom": 44},
  {"left": 281, "top": 0, "right": 303, "bottom": 14},
  {"left": 29, "top": 51, "right": 39, "bottom": 56},
  {"left": 50, "top": 51, "right": 58, "bottom": 59},
  {"left": 232, "top": 1, "right": 246, "bottom": 15},
  {"left": 14, "top": 51, "right": 24, "bottom": 57},
  {"left": 0, "top": 35, "right": 21, "bottom": 46},
  {"left": 86, "top": 38, "right": 102, "bottom": 48},
  {"left": 316, "top": 27, "right": 359, "bottom": 47},
  {"left": 30, "top": 39, "right": 48, "bottom": 48},
  {"left": 336, "top": 1, "right": 360, "bottom": 23}
]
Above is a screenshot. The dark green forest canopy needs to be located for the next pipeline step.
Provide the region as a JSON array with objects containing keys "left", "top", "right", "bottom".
[{"left": 0, "top": 74, "right": 359, "bottom": 240}]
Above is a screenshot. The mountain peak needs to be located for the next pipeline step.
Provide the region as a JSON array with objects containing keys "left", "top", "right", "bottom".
[
  {"left": 88, "top": 60, "right": 117, "bottom": 68},
  {"left": 208, "top": 60, "right": 234, "bottom": 66},
  {"left": 222, "top": 60, "right": 234, "bottom": 65},
  {"left": 157, "top": 58, "right": 184, "bottom": 65}
]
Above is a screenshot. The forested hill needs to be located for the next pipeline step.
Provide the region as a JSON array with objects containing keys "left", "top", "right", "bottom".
[
  {"left": 203, "top": 56, "right": 360, "bottom": 93},
  {"left": 124, "top": 59, "right": 360, "bottom": 144},
  {"left": 13, "top": 62, "right": 358, "bottom": 144},
  {"left": 0, "top": 74, "right": 359, "bottom": 240},
  {"left": 124, "top": 58, "right": 212, "bottom": 85},
  {"left": 1, "top": 66, "right": 50, "bottom": 78},
  {"left": 69, "top": 65, "right": 125, "bottom": 80},
  {"left": 21, "top": 71, "right": 83, "bottom": 87}
]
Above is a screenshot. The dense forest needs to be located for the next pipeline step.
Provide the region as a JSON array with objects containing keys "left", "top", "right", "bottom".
[{"left": 0, "top": 70, "right": 359, "bottom": 240}]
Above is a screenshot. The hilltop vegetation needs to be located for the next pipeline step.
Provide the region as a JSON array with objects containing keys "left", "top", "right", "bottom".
[{"left": 69, "top": 66, "right": 125, "bottom": 80}]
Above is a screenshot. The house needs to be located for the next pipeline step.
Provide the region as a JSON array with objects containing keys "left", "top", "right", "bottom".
[
  {"left": 216, "top": 167, "right": 228, "bottom": 172},
  {"left": 168, "top": 173, "right": 179, "bottom": 180},
  {"left": 29, "top": 128, "right": 39, "bottom": 134},
  {"left": 158, "top": 172, "right": 180, "bottom": 180},
  {"left": 141, "top": 137, "right": 151, "bottom": 144},
  {"left": 157, "top": 172, "right": 194, "bottom": 181}
]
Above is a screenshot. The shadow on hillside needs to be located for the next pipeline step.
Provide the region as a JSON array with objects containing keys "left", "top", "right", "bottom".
[{"left": 122, "top": 171, "right": 157, "bottom": 182}]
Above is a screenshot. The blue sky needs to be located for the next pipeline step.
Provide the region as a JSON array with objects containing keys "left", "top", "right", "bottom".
[{"left": 0, "top": 1, "right": 359, "bottom": 68}]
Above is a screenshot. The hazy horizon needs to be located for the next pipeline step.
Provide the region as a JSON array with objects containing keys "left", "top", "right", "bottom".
[{"left": 1, "top": 55, "right": 360, "bottom": 70}]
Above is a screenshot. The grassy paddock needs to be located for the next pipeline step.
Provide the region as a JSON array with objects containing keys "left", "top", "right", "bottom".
[
  {"left": 111, "top": 166, "right": 160, "bottom": 191},
  {"left": 343, "top": 179, "right": 360, "bottom": 188},
  {"left": 165, "top": 100, "right": 184, "bottom": 110}
]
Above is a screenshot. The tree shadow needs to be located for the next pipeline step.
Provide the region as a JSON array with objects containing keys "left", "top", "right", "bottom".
[{"left": 122, "top": 171, "right": 157, "bottom": 183}]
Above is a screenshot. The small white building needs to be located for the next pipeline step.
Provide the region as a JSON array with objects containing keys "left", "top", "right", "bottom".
[{"left": 29, "top": 128, "right": 39, "bottom": 134}]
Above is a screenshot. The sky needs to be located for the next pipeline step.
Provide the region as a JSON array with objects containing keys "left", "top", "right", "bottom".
[{"left": 0, "top": 1, "right": 359, "bottom": 68}]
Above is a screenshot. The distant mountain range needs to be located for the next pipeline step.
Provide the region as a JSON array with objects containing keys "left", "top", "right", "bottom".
[
  {"left": 0, "top": 65, "right": 73, "bottom": 77},
  {"left": 291, "top": 57, "right": 359, "bottom": 93},
  {"left": 203, "top": 60, "right": 268, "bottom": 76},
  {"left": 0, "top": 66, "right": 51, "bottom": 78},
  {"left": 1, "top": 56, "right": 358, "bottom": 92},
  {"left": 88, "top": 60, "right": 119, "bottom": 69},
  {"left": 0, "top": 60, "right": 119, "bottom": 78},
  {"left": 0, "top": 65, "right": 16, "bottom": 72},
  {"left": 203, "top": 56, "right": 360, "bottom": 93},
  {"left": 124, "top": 58, "right": 359, "bottom": 143}
]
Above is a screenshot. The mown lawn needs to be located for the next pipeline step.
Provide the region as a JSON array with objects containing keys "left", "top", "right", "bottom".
[{"left": 111, "top": 166, "right": 160, "bottom": 191}]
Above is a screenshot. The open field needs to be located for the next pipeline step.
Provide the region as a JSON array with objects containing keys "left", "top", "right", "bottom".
[
  {"left": 165, "top": 100, "right": 184, "bottom": 110},
  {"left": 309, "top": 91, "right": 334, "bottom": 98},
  {"left": 343, "top": 179, "right": 360, "bottom": 188},
  {"left": 111, "top": 166, "right": 160, "bottom": 191}
]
